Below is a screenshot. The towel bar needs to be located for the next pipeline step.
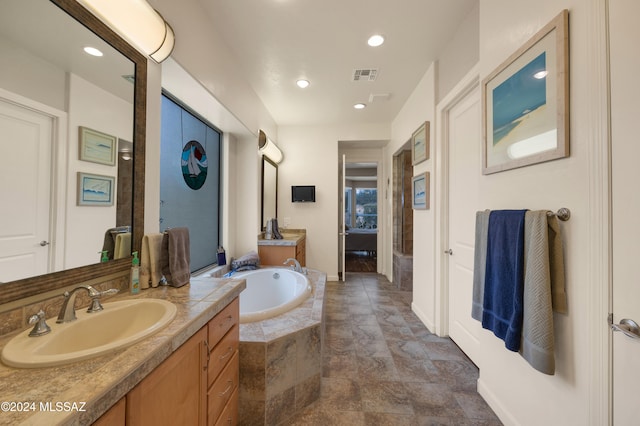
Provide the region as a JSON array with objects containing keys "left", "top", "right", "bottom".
[{"left": 547, "top": 208, "right": 571, "bottom": 221}]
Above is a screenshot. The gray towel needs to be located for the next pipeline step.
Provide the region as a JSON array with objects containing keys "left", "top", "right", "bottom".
[
  {"left": 160, "top": 227, "right": 191, "bottom": 287},
  {"left": 471, "top": 210, "right": 491, "bottom": 321},
  {"left": 520, "top": 211, "right": 567, "bottom": 375}
]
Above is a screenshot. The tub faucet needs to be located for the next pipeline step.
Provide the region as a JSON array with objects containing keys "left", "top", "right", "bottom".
[
  {"left": 56, "top": 285, "right": 118, "bottom": 323},
  {"left": 283, "top": 258, "right": 303, "bottom": 273}
]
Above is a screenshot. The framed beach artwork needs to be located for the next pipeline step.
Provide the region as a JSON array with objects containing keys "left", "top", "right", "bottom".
[
  {"left": 412, "top": 172, "right": 429, "bottom": 210},
  {"left": 411, "top": 121, "right": 430, "bottom": 165},
  {"left": 77, "top": 172, "right": 115, "bottom": 206},
  {"left": 79, "top": 126, "right": 117, "bottom": 166},
  {"left": 482, "top": 10, "right": 569, "bottom": 175}
]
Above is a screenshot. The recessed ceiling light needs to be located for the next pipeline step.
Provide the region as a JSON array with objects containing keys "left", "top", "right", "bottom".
[
  {"left": 83, "top": 46, "right": 103, "bottom": 57},
  {"left": 367, "top": 34, "right": 385, "bottom": 47},
  {"left": 296, "top": 79, "right": 310, "bottom": 89},
  {"left": 354, "top": 103, "right": 367, "bottom": 109}
]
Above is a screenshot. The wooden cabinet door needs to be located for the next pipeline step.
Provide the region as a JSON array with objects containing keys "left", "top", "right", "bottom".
[
  {"left": 127, "top": 327, "right": 207, "bottom": 426},
  {"left": 92, "top": 397, "right": 125, "bottom": 426},
  {"left": 258, "top": 245, "right": 295, "bottom": 266}
]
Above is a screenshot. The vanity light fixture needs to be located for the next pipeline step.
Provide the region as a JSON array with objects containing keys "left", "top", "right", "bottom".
[
  {"left": 353, "top": 103, "right": 367, "bottom": 109},
  {"left": 296, "top": 79, "right": 310, "bottom": 89},
  {"left": 258, "top": 130, "right": 284, "bottom": 164},
  {"left": 76, "top": 0, "right": 175, "bottom": 63},
  {"left": 367, "top": 34, "right": 385, "bottom": 47},
  {"left": 83, "top": 46, "right": 103, "bottom": 57}
]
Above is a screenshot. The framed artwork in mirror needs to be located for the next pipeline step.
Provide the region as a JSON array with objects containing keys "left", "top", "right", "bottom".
[
  {"left": 79, "top": 126, "right": 117, "bottom": 166},
  {"left": 411, "top": 121, "right": 429, "bottom": 165},
  {"left": 482, "top": 9, "right": 569, "bottom": 175},
  {"left": 77, "top": 172, "right": 115, "bottom": 206}
]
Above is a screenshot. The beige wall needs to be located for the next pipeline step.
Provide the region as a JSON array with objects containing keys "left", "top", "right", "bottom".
[
  {"left": 277, "top": 124, "right": 390, "bottom": 280},
  {"left": 470, "top": 1, "right": 600, "bottom": 424},
  {"left": 66, "top": 74, "right": 132, "bottom": 268},
  {"left": 385, "top": 64, "right": 436, "bottom": 328}
]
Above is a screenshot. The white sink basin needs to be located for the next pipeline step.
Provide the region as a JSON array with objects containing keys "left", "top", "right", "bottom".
[{"left": 1, "top": 299, "right": 177, "bottom": 368}]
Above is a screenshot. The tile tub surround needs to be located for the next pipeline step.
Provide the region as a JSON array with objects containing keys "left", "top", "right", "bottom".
[
  {"left": 0, "top": 277, "right": 245, "bottom": 425},
  {"left": 393, "top": 250, "right": 413, "bottom": 291},
  {"left": 238, "top": 268, "right": 326, "bottom": 425}
]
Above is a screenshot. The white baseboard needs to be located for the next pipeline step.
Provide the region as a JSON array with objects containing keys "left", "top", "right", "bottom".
[
  {"left": 411, "top": 302, "right": 435, "bottom": 333},
  {"left": 477, "top": 377, "right": 518, "bottom": 426}
]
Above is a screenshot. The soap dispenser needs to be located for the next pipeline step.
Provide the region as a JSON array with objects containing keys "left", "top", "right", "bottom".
[
  {"left": 99, "top": 250, "right": 109, "bottom": 263},
  {"left": 130, "top": 251, "right": 140, "bottom": 294}
]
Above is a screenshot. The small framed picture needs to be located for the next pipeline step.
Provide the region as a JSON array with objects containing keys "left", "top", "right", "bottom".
[
  {"left": 77, "top": 172, "right": 115, "bottom": 206},
  {"left": 411, "top": 121, "right": 430, "bottom": 165},
  {"left": 79, "top": 126, "right": 117, "bottom": 166},
  {"left": 412, "top": 172, "right": 429, "bottom": 210}
]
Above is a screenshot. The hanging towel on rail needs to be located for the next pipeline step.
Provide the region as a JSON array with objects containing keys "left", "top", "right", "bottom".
[
  {"left": 472, "top": 210, "right": 491, "bottom": 321},
  {"left": 520, "top": 211, "right": 567, "bottom": 374},
  {"left": 482, "top": 209, "right": 527, "bottom": 352},
  {"left": 160, "top": 227, "right": 191, "bottom": 287},
  {"left": 140, "top": 233, "right": 164, "bottom": 289}
]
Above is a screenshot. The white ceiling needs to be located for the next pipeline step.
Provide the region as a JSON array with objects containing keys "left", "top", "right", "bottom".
[
  {"left": 199, "top": 0, "right": 476, "bottom": 127},
  {"left": 0, "top": 0, "right": 134, "bottom": 103}
]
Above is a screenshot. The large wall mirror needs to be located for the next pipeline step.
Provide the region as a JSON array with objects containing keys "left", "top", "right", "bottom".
[
  {"left": 261, "top": 156, "right": 278, "bottom": 230},
  {"left": 0, "top": 0, "right": 147, "bottom": 304}
]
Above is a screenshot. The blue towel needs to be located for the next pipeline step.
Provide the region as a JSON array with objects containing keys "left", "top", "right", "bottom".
[{"left": 482, "top": 210, "right": 527, "bottom": 352}]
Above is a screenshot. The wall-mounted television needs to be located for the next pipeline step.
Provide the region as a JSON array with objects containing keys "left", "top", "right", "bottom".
[{"left": 291, "top": 185, "right": 316, "bottom": 202}]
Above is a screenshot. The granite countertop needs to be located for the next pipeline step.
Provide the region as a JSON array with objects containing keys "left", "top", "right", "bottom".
[
  {"left": 0, "top": 278, "right": 245, "bottom": 426},
  {"left": 257, "top": 229, "right": 306, "bottom": 246}
]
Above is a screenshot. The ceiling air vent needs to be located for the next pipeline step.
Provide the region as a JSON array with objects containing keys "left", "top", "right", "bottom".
[{"left": 352, "top": 69, "right": 378, "bottom": 82}]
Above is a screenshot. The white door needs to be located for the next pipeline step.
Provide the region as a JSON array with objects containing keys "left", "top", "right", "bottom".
[
  {"left": 446, "top": 87, "right": 483, "bottom": 363},
  {"left": 610, "top": 0, "right": 640, "bottom": 423},
  {"left": 339, "top": 154, "right": 346, "bottom": 281},
  {"left": 0, "top": 99, "right": 52, "bottom": 281}
]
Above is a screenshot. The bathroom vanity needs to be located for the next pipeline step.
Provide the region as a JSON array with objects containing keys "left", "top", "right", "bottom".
[
  {"left": 257, "top": 229, "right": 306, "bottom": 267},
  {"left": 0, "top": 278, "right": 245, "bottom": 425}
]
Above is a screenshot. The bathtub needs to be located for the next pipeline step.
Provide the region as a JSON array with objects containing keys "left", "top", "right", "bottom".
[{"left": 233, "top": 268, "right": 312, "bottom": 323}]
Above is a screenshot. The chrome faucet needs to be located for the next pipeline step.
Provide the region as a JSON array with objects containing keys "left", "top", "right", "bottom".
[
  {"left": 283, "top": 258, "right": 303, "bottom": 273},
  {"left": 56, "top": 285, "right": 118, "bottom": 323},
  {"left": 28, "top": 310, "right": 51, "bottom": 337}
]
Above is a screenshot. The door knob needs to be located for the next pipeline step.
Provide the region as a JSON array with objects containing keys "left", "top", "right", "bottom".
[
  {"left": 610, "top": 318, "right": 640, "bottom": 340},
  {"left": 444, "top": 249, "right": 453, "bottom": 255},
  {"left": 40, "top": 241, "right": 50, "bottom": 246}
]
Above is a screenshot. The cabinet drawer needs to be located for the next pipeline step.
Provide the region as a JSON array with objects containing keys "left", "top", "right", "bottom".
[
  {"left": 208, "top": 351, "right": 239, "bottom": 425},
  {"left": 208, "top": 298, "right": 238, "bottom": 348},
  {"left": 214, "top": 387, "right": 238, "bottom": 426},
  {"left": 208, "top": 324, "right": 238, "bottom": 385}
]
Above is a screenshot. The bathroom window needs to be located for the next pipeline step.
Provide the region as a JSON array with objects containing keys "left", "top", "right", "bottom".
[
  {"left": 345, "top": 185, "right": 378, "bottom": 229},
  {"left": 354, "top": 188, "right": 377, "bottom": 229},
  {"left": 159, "top": 94, "right": 221, "bottom": 272}
]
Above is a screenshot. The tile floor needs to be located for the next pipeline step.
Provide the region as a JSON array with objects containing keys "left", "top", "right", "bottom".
[{"left": 286, "top": 273, "right": 502, "bottom": 425}]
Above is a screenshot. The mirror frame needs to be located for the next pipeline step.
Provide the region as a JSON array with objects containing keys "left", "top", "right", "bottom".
[
  {"left": 0, "top": 0, "right": 147, "bottom": 305},
  {"left": 261, "top": 155, "right": 278, "bottom": 230}
]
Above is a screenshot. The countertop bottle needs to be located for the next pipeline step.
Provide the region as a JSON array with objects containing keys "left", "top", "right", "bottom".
[{"left": 130, "top": 251, "right": 140, "bottom": 294}]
